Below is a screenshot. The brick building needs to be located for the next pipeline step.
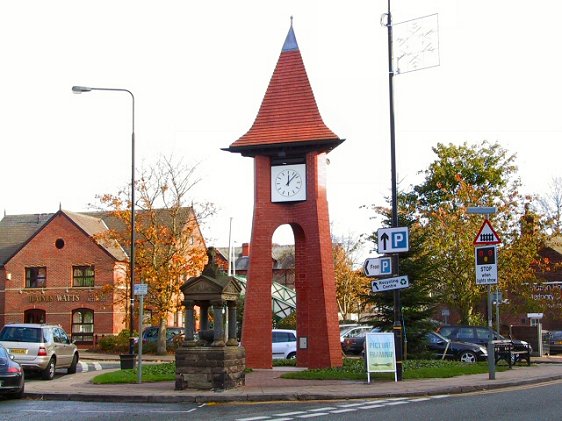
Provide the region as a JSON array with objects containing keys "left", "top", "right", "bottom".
[{"left": 0, "top": 207, "right": 204, "bottom": 345}]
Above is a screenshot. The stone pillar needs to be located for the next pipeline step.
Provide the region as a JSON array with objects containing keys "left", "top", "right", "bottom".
[
  {"left": 226, "top": 301, "right": 238, "bottom": 346},
  {"left": 184, "top": 300, "right": 196, "bottom": 346},
  {"left": 211, "top": 301, "right": 225, "bottom": 347},
  {"left": 200, "top": 303, "right": 209, "bottom": 331}
]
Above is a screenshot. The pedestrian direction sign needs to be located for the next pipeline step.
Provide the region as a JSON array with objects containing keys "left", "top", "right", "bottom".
[
  {"left": 371, "top": 275, "right": 409, "bottom": 292},
  {"left": 377, "top": 227, "right": 409, "bottom": 253},
  {"left": 363, "top": 257, "right": 393, "bottom": 277},
  {"left": 473, "top": 220, "right": 501, "bottom": 245}
]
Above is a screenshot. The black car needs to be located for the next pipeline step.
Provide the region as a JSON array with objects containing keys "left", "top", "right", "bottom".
[
  {"left": 436, "top": 325, "right": 532, "bottom": 355},
  {"left": 0, "top": 344, "right": 24, "bottom": 399},
  {"left": 342, "top": 327, "right": 379, "bottom": 354},
  {"left": 548, "top": 330, "right": 562, "bottom": 354},
  {"left": 426, "top": 331, "right": 488, "bottom": 363}
]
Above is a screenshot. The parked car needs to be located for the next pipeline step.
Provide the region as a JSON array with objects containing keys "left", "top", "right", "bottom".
[
  {"left": 0, "top": 344, "right": 24, "bottom": 398},
  {"left": 341, "top": 327, "right": 378, "bottom": 354},
  {"left": 436, "top": 325, "right": 532, "bottom": 356},
  {"left": 141, "top": 326, "right": 185, "bottom": 344},
  {"left": 272, "top": 329, "right": 297, "bottom": 359},
  {"left": 548, "top": 330, "right": 562, "bottom": 354},
  {"left": 340, "top": 325, "right": 373, "bottom": 344},
  {"left": 0, "top": 323, "right": 79, "bottom": 380},
  {"left": 426, "top": 331, "right": 488, "bottom": 363}
]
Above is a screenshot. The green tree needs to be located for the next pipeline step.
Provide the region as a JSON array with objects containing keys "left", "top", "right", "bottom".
[
  {"left": 364, "top": 201, "right": 439, "bottom": 357},
  {"left": 408, "top": 141, "right": 545, "bottom": 323}
]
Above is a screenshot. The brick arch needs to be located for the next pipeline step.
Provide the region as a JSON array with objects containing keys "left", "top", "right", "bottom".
[{"left": 240, "top": 153, "right": 342, "bottom": 369}]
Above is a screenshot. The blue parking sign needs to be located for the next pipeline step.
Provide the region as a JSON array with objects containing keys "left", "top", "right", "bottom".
[{"left": 377, "top": 227, "right": 409, "bottom": 253}]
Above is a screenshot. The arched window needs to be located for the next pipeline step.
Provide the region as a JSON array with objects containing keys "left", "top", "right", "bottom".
[
  {"left": 24, "top": 309, "right": 46, "bottom": 324},
  {"left": 72, "top": 309, "right": 94, "bottom": 343}
]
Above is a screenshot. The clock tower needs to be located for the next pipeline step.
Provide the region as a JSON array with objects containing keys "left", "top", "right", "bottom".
[{"left": 224, "top": 21, "right": 344, "bottom": 369}]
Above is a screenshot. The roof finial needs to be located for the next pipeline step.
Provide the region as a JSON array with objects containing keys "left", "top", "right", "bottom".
[{"left": 282, "top": 17, "right": 298, "bottom": 52}]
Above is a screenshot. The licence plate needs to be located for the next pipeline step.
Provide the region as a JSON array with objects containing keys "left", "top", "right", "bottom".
[{"left": 8, "top": 348, "right": 27, "bottom": 354}]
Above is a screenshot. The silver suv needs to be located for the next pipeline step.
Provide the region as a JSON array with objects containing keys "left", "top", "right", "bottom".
[{"left": 0, "top": 323, "right": 79, "bottom": 380}]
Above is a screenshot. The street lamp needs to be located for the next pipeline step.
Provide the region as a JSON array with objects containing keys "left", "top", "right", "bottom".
[
  {"left": 72, "top": 85, "right": 136, "bottom": 354},
  {"left": 467, "top": 206, "right": 497, "bottom": 380}
]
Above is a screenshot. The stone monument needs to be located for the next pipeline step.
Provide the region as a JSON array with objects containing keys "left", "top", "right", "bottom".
[{"left": 175, "top": 247, "right": 245, "bottom": 390}]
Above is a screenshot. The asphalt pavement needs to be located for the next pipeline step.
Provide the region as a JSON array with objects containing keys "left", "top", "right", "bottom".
[{"left": 21, "top": 352, "right": 562, "bottom": 404}]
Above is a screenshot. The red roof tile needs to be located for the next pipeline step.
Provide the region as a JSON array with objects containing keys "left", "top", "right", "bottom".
[{"left": 226, "top": 25, "right": 343, "bottom": 155}]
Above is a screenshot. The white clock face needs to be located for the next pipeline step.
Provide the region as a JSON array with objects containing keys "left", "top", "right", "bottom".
[{"left": 271, "top": 164, "right": 306, "bottom": 202}]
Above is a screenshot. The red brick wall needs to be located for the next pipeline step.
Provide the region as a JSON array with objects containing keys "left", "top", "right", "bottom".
[
  {"left": 1, "top": 213, "right": 126, "bottom": 337},
  {"left": 241, "top": 152, "right": 342, "bottom": 369}
]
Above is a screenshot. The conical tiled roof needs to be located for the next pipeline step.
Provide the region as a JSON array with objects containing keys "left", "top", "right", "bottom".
[{"left": 225, "top": 22, "right": 343, "bottom": 157}]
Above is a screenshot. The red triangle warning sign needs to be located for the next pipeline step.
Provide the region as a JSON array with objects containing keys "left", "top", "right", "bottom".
[{"left": 473, "top": 220, "right": 501, "bottom": 245}]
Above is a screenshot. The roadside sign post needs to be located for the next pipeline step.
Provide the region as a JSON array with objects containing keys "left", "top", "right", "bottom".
[
  {"left": 469, "top": 207, "right": 500, "bottom": 380},
  {"left": 377, "top": 227, "right": 409, "bottom": 254},
  {"left": 363, "top": 257, "right": 392, "bottom": 277},
  {"left": 133, "top": 283, "right": 148, "bottom": 384},
  {"left": 371, "top": 275, "right": 409, "bottom": 292}
]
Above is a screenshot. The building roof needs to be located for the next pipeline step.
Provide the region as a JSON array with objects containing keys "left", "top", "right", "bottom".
[
  {"left": 0, "top": 210, "right": 140, "bottom": 266},
  {"left": 0, "top": 213, "right": 52, "bottom": 266},
  {"left": 225, "top": 22, "right": 343, "bottom": 157}
]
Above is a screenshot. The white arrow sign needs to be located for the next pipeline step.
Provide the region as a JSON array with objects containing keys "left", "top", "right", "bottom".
[
  {"left": 363, "top": 257, "right": 393, "bottom": 277},
  {"left": 377, "top": 227, "right": 409, "bottom": 253},
  {"left": 371, "top": 275, "right": 409, "bottom": 292}
]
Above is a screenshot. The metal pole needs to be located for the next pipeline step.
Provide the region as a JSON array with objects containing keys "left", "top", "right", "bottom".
[
  {"left": 71, "top": 86, "right": 136, "bottom": 354},
  {"left": 496, "top": 287, "right": 500, "bottom": 334},
  {"left": 485, "top": 213, "right": 495, "bottom": 380},
  {"left": 138, "top": 291, "right": 143, "bottom": 384},
  {"left": 386, "top": 0, "right": 403, "bottom": 381}
]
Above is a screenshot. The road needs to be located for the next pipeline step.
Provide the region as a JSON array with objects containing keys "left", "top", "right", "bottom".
[{"left": 1, "top": 379, "right": 562, "bottom": 420}]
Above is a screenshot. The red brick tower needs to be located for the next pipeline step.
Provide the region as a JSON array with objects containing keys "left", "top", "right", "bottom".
[{"left": 224, "top": 22, "right": 344, "bottom": 369}]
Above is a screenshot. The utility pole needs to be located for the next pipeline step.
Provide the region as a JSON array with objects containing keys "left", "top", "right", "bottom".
[{"left": 385, "top": 0, "right": 403, "bottom": 381}]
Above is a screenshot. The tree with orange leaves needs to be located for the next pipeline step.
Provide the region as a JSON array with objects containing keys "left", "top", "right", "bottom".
[{"left": 94, "top": 156, "right": 214, "bottom": 354}]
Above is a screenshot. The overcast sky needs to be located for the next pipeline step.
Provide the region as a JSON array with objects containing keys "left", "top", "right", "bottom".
[{"left": 1, "top": 1, "right": 560, "bottom": 258}]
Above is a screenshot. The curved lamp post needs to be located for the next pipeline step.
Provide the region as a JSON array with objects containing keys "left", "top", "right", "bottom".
[{"left": 72, "top": 85, "right": 136, "bottom": 353}]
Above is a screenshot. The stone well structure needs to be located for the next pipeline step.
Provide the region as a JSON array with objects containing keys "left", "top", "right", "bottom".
[{"left": 175, "top": 248, "right": 245, "bottom": 391}]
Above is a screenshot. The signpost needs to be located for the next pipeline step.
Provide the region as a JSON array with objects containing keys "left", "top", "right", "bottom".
[
  {"left": 371, "top": 275, "right": 409, "bottom": 292},
  {"left": 473, "top": 220, "right": 501, "bottom": 245},
  {"left": 475, "top": 245, "right": 498, "bottom": 285},
  {"left": 377, "top": 227, "right": 409, "bottom": 253},
  {"left": 468, "top": 207, "right": 499, "bottom": 380},
  {"left": 133, "top": 283, "right": 148, "bottom": 384},
  {"left": 363, "top": 257, "right": 392, "bottom": 277}
]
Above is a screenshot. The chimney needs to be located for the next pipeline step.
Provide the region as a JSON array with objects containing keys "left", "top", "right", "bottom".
[{"left": 242, "top": 242, "right": 250, "bottom": 257}]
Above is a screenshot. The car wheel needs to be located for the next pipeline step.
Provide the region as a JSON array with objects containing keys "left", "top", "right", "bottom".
[
  {"left": 67, "top": 354, "right": 78, "bottom": 374},
  {"left": 286, "top": 352, "right": 296, "bottom": 359},
  {"left": 12, "top": 383, "right": 24, "bottom": 399},
  {"left": 41, "top": 357, "right": 56, "bottom": 380},
  {"left": 459, "top": 351, "right": 477, "bottom": 364}
]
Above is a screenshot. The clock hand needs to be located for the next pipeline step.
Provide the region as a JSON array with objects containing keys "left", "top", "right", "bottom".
[
  {"left": 287, "top": 172, "right": 290, "bottom": 186},
  {"left": 288, "top": 173, "right": 298, "bottom": 185}
]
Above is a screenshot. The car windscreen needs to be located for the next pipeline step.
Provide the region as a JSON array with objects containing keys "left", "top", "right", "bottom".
[{"left": 0, "top": 326, "right": 42, "bottom": 343}]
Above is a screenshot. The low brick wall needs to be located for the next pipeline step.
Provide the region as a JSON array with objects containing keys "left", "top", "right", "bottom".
[{"left": 175, "top": 346, "right": 245, "bottom": 391}]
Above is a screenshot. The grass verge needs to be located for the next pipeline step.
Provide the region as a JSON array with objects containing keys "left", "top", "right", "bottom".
[{"left": 91, "top": 358, "right": 512, "bottom": 384}]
